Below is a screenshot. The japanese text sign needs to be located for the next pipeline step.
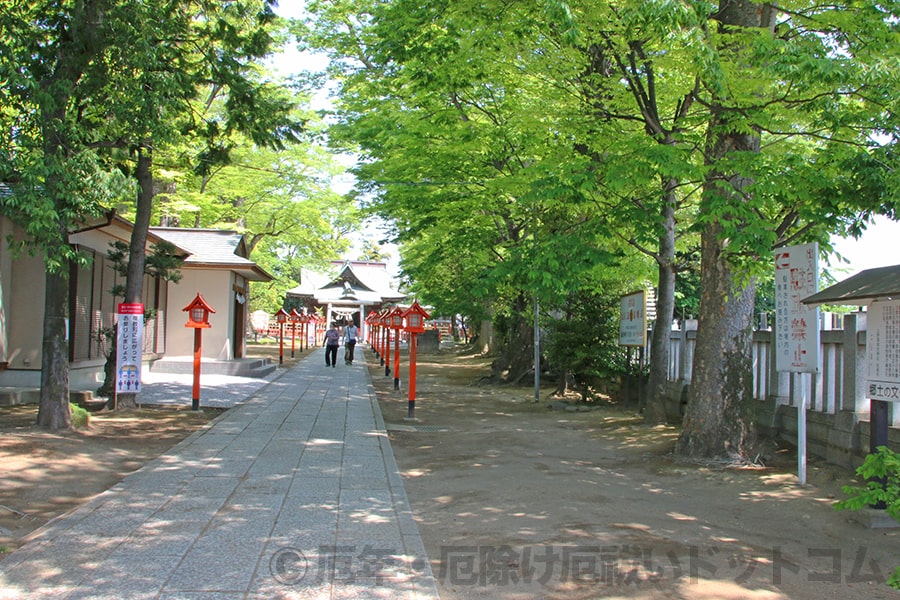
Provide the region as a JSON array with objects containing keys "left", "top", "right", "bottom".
[
  {"left": 774, "top": 243, "right": 819, "bottom": 373},
  {"left": 116, "top": 303, "right": 143, "bottom": 394},
  {"left": 866, "top": 299, "right": 900, "bottom": 402},
  {"left": 619, "top": 290, "right": 647, "bottom": 347}
]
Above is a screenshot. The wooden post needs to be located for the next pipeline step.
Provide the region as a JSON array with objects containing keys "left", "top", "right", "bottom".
[
  {"left": 385, "top": 327, "right": 391, "bottom": 377},
  {"left": 192, "top": 328, "right": 201, "bottom": 411},
  {"left": 291, "top": 322, "right": 296, "bottom": 358},
  {"left": 393, "top": 331, "right": 401, "bottom": 390},
  {"left": 408, "top": 332, "right": 418, "bottom": 418}
]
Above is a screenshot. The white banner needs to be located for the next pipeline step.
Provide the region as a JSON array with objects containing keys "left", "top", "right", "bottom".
[{"left": 116, "top": 303, "right": 143, "bottom": 394}]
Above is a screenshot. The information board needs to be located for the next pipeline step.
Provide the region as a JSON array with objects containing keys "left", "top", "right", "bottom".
[
  {"left": 116, "top": 303, "right": 144, "bottom": 394},
  {"left": 774, "top": 243, "right": 819, "bottom": 373},
  {"left": 619, "top": 290, "right": 647, "bottom": 347},
  {"left": 866, "top": 299, "right": 900, "bottom": 402}
]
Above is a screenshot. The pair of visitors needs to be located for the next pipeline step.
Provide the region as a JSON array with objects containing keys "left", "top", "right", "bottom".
[{"left": 323, "top": 322, "right": 359, "bottom": 367}]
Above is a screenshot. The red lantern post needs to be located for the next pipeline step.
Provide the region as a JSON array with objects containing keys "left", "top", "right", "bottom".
[
  {"left": 389, "top": 306, "right": 404, "bottom": 390},
  {"left": 298, "top": 312, "right": 310, "bottom": 351},
  {"left": 378, "top": 309, "right": 388, "bottom": 365},
  {"left": 381, "top": 309, "right": 392, "bottom": 377},
  {"left": 274, "top": 308, "right": 289, "bottom": 364},
  {"left": 314, "top": 314, "right": 324, "bottom": 346},
  {"left": 367, "top": 311, "right": 379, "bottom": 355},
  {"left": 289, "top": 308, "right": 301, "bottom": 358},
  {"left": 369, "top": 310, "right": 381, "bottom": 358},
  {"left": 402, "top": 300, "right": 430, "bottom": 419},
  {"left": 183, "top": 293, "right": 215, "bottom": 411}
]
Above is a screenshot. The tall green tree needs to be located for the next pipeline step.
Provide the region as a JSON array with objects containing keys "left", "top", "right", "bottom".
[
  {"left": 104, "top": 0, "right": 304, "bottom": 409},
  {"left": 0, "top": 0, "right": 307, "bottom": 419},
  {"left": 1, "top": 0, "right": 131, "bottom": 429},
  {"left": 676, "top": 0, "right": 900, "bottom": 458}
]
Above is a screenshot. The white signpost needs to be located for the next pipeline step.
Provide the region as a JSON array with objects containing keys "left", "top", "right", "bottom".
[
  {"left": 116, "top": 303, "right": 144, "bottom": 395},
  {"left": 774, "top": 243, "right": 819, "bottom": 484},
  {"left": 865, "top": 299, "right": 900, "bottom": 400},
  {"left": 863, "top": 299, "right": 900, "bottom": 465}
]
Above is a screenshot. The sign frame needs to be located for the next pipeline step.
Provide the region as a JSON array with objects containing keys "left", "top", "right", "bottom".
[
  {"left": 116, "top": 303, "right": 144, "bottom": 394},
  {"left": 618, "top": 290, "right": 647, "bottom": 348},
  {"left": 865, "top": 298, "right": 900, "bottom": 402},
  {"left": 774, "top": 243, "right": 820, "bottom": 374}
]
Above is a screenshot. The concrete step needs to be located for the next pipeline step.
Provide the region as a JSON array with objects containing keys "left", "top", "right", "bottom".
[
  {"left": 149, "top": 357, "right": 275, "bottom": 378},
  {"left": 0, "top": 388, "right": 95, "bottom": 407}
]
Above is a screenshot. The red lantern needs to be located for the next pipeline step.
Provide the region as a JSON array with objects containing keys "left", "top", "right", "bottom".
[
  {"left": 401, "top": 300, "right": 430, "bottom": 333},
  {"left": 401, "top": 300, "right": 431, "bottom": 418},
  {"left": 389, "top": 306, "right": 405, "bottom": 330},
  {"left": 183, "top": 293, "right": 215, "bottom": 328}
]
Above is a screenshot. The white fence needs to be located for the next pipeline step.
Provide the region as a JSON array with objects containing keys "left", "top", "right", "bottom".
[{"left": 661, "top": 312, "right": 899, "bottom": 468}]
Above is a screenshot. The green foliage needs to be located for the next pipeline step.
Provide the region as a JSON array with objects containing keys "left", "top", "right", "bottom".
[
  {"left": 544, "top": 287, "right": 629, "bottom": 398},
  {"left": 834, "top": 446, "right": 900, "bottom": 589},
  {"left": 835, "top": 446, "right": 900, "bottom": 520},
  {"left": 69, "top": 403, "right": 90, "bottom": 429},
  {"left": 105, "top": 240, "right": 183, "bottom": 299}
]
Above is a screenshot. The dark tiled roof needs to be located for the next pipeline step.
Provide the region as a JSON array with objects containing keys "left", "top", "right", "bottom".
[
  {"left": 150, "top": 227, "right": 272, "bottom": 281},
  {"left": 802, "top": 264, "right": 900, "bottom": 306}
]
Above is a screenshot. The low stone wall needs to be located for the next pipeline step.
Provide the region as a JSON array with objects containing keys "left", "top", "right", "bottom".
[
  {"left": 662, "top": 381, "right": 900, "bottom": 470},
  {"left": 417, "top": 330, "right": 441, "bottom": 354}
]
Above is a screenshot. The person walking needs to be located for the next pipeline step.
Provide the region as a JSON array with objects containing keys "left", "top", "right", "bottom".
[
  {"left": 324, "top": 322, "right": 340, "bottom": 367},
  {"left": 343, "top": 322, "right": 359, "bottom": 365}
]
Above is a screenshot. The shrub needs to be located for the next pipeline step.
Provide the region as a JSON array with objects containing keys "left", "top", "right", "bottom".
[
  {"left": 834, "top": 446, "right": 900, "bottom": 589},
  {"left": 70, "top": 403, "right": 90, "bottom": 429}
]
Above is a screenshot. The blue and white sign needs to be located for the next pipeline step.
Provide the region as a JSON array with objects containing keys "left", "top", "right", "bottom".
[{"left": 116, "top": 303, "right": 144, "bottom": 394}]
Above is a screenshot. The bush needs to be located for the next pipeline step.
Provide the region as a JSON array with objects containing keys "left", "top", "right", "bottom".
[
  {"left": 834, "top": 445, "right": 900, "bottom": 589},
  {"left": 70, "top": 403, "right": 90, "bottom": 429}
]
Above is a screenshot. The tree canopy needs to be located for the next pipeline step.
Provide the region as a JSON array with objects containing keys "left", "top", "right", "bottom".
[
  {"left": 301, "top": 0, "right": 900, "bottom": 456},
  {"left": 0, "top": 0, "right": 356, "bottom": 425}
]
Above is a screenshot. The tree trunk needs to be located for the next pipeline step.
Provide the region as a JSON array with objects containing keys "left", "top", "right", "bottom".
[
  {"left": 676, "top": 220, "right": 757, "bottom": 458},
  {"left": 97, "top": 330, "right": 117, "bottom": 399},
  {"left": 36, "top": 250, "right": 72, "bottom": 430},
  {"left": 675, "top": 0, "right": 773, "bottom": 459},
  {"left": 643, "top": 181, "right": 678, "bottom": 424},
  {"left": 491, "top": 296, "right": 534, "bottom": 383},
  {"left": 113, "top": 146, "right": 153, "bottom": 410}
]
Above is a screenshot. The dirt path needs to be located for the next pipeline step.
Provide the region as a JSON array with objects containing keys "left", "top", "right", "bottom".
[
  {"left": 0, "top": 405, "right": 224, "bottom": 553},
  {"left": 2, "top": 345, "right": 898, "bottom": 599},
  {"left": 369, "top": 347, "right": 900, "bottom": 600}
]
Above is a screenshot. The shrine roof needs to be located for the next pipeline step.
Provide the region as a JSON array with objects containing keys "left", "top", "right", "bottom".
[{"left": 802, "top": 264, "right": 900, "bottom": 306}]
